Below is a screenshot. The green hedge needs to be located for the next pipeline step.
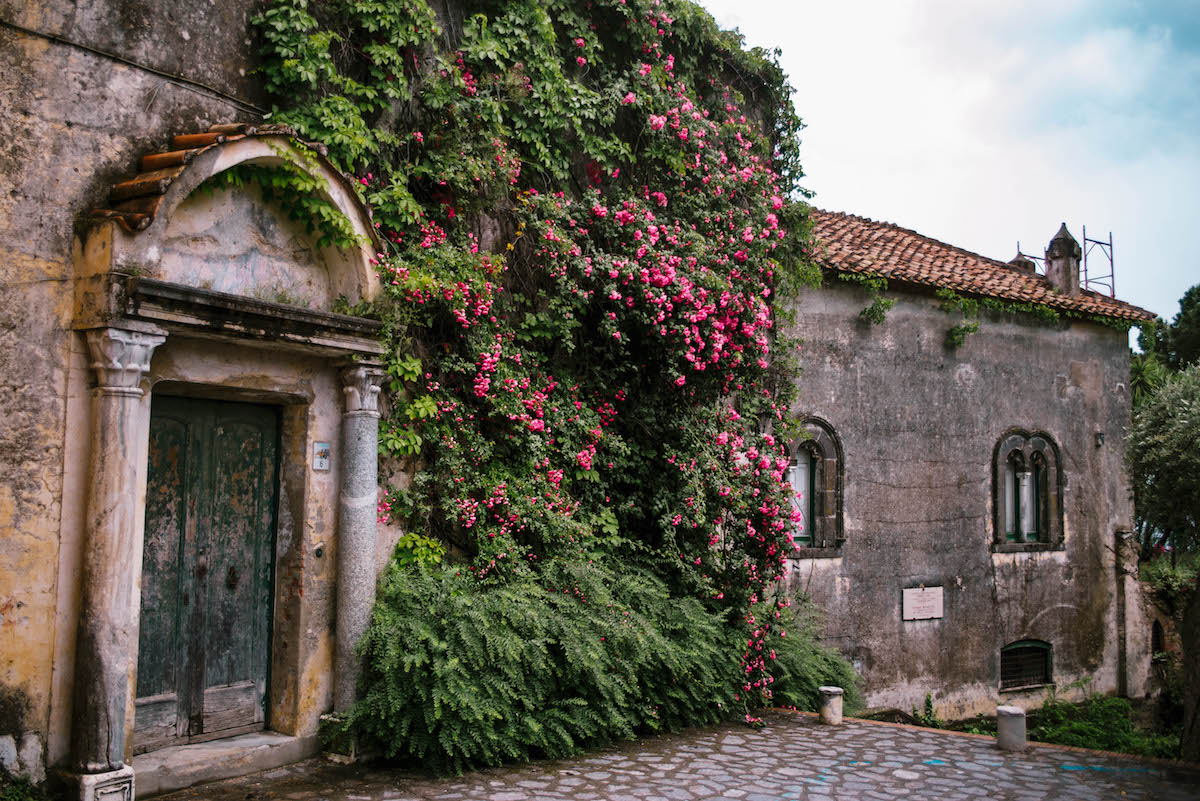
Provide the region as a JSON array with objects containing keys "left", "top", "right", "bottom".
[
  {"left": 770, "top": 603, "right": 863, "bottom": 715},
  {"left": 348, "top": 559, "right": 743, "bottom": 773},
  {"left": 346, "top": 559, "right": 860, "bottom": 773},
  {"left": 1032, "top": 695, "right": 1179, "bottom": 759}
]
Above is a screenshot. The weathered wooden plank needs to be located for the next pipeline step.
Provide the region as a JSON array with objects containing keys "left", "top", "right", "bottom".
[
  {"left": 205, "top": 416, "right": 264, "bottom": 690},
  {"left": 136, "top": 395, "right": 278, "bottom": 748},
  {"left": 197, "top": 401, "right": 277, "bottom": 734},
  {"left": 135, "top": 398, "right": 192, "bottom": 751},
  {"left": 132, "top": 692, "right": 182, "bottom": 754},
  {"left": 183, "top": 722, "right": 264, "bottom": 745},
  {"left": 186, "top": 397, "right": 212, "bottom": 737},
  {"left": 202, "top": 681, "right": 260, "bottom": 732},
  {"left": 136, "top": 411, "right": 186, "bottom": 699}
]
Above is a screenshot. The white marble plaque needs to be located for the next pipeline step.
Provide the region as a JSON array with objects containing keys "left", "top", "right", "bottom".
[
  {"left": 312, "top": 441, "right": 332, "bottom": 471},
  {"left": 902, "top": 586, "right": 944, "bottom": 620}
]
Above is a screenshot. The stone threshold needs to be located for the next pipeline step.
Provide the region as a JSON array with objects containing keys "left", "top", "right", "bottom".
[{"left": 132, "top": 731, "right": 320, "bottom": 798}]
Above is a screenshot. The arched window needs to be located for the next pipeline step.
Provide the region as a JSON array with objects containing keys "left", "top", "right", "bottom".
[
  {"left": 787, "top": 418, "right": 843, "bottom": 552},
  {"left": 789, "top": 446, "right": 815, "bottom": 541},
  {"left": 994, "top": 430, "right": 1062, "bottom": 549},
  {"left": 1000, "top": 640, "right": 1053, "bottom": 690}
]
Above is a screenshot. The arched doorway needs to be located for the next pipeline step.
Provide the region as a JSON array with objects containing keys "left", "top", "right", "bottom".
[{"left": 67, "top": 126, "right": 390, "bottom": 799}]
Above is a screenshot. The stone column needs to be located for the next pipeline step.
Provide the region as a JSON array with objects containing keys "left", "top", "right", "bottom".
[
  {"left": 818, "top": 686, "right": 844, "bottom": 725},
  {"left": 71, "top": 327, "right": 165, "bottom": 800},
  {"left": 996, "top": 705, "right": 1027, "bottom": 751},
  {"left": 333, "top": 364, "right": 385, "bottom": 713}
]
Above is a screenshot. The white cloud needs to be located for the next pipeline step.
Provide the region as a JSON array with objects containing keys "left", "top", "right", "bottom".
[{"left": 698, "top": 0, "right": 1200, "bottom": 320}]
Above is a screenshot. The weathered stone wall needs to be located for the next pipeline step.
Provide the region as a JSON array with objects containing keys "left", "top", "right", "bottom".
[
  {"left": 785, "top": 279, "right": 1140, "bottom": 719},
  {"left": 0, "top": 0, "right": 259, "bottom": 776}
]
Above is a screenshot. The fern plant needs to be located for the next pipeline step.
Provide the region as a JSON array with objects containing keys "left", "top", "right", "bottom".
[{"left": 349, "top": 559, "right": 743, "bottom": 773}]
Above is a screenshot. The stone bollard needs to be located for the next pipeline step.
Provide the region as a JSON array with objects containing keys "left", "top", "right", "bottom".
[
  {"left": 818, "top": 686, "right": 845, "bottom": 725},
  {"left": 996, "top": 705, "right": 1027, "bottom": 751}
]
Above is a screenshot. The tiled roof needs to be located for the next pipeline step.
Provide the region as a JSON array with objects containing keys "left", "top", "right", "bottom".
[
  {"left": 89, "top": 123, "right": 336, "bottom": 234},
  {"left": 809, "top": 209, "right": 1154, "bottom": 322}
]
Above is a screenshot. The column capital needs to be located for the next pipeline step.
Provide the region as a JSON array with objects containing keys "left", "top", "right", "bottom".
[
  {"left": 85, "top": 328, "right": 166, "bottom": 396},
  {"left": 340, "top": 364, "right": 386, "bottom": 417}
]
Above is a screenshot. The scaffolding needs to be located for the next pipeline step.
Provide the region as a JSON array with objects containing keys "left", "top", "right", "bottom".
[
  {"left": 1081, "top": 226, "right": 1115, "bottom": 297},
  {"left": 1016, "top": 227, "right": 1116, "bottom": 297}
]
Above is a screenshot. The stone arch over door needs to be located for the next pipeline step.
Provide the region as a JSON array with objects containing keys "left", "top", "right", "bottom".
[
  {"left": 64, "top": 126, "right": 388, "bottom": 800},
  {"left": 84, "top": 124, "right": 380, "bottom": 304}
]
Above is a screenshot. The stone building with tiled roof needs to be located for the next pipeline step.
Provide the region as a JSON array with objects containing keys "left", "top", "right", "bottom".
[
  {"left": 810, "top": 210, "right": 1153, "bottom": 323},
  {"left": 783, "top": 208, "right": 1153, "bottom": 719}
]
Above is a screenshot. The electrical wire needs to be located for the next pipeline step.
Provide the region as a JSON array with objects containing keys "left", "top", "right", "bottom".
[{"left": 0, "top": 16, "right": 267, "bottom": 116}]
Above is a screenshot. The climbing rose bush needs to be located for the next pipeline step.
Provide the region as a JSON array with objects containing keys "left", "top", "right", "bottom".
[{"left": 255, "top": 0, "right": 853, "bottom": 769}]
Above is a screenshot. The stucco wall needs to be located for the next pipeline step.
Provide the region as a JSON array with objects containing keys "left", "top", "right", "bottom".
[
  {"left": 159, "top": 185, "right": 337, "bottom": 311},
  {"left": 785, "top": 279, "right": 1140, "bottom": 719},
  {"left": 0, "top": 0, "right": 291, "bottom": 776}
]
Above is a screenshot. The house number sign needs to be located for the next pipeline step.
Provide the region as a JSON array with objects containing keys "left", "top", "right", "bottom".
[
  {"left": 312, "top": 442, "right": 332, "bottom": 471},
  {"left": 902, "top": 586, "right": 944, "bottom": 620}
]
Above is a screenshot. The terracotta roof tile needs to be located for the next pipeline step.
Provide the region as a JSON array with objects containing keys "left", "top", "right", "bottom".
[
  {"left": 89, "top": 123, "right": 331, "bottom": 233},
  {"left": 809, "top": 208, "right": 1154, "bottom": 322}
]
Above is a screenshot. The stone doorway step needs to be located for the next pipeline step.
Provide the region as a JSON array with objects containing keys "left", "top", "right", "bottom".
[{"left": 132, "top": 731, "right": 319, "bottom": 798}]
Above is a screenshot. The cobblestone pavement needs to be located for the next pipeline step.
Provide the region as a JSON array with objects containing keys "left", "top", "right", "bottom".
[{"left": 154, "top": 710, "right": 1200, "bottom": 801}]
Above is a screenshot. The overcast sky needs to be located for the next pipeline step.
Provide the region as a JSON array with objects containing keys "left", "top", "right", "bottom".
[{"left": 700, "top": 0, "right": 1199, "bottom": 327}]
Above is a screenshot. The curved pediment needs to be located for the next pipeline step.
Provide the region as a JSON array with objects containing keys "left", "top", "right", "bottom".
[
  {"left": 158, "top": 179, "right": 335, "bottom": 310},
  {"left": 83, "top": 125, "right": 380, "bottom": 308}
]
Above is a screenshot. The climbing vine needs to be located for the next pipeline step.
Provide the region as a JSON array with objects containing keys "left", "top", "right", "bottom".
[
  {"left": 936, "top": 287, "right": 1130, "bottom": 348},
  {"left": 836, "top": 272, "right": 895, "bottom": 325},
  {"left": 196, "top": 152, "right": 363, "bottom": 250},
  {"left": 252, "top": 0, "right": 853, "bottom": 767},
  {"left": 937, "top": 288, "right": 982, "bottom": 348}
]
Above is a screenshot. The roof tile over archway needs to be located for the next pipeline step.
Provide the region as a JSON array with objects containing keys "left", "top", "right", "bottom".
[{"left": 88, "top": 123, "right": 371, "bottom": 239}]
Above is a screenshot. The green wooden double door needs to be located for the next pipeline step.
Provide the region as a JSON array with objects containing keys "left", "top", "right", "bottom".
[{"left": 134, "top": 395, "right": 280, "bottom": 754}]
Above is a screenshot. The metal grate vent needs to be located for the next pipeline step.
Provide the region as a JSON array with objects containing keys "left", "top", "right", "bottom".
[{"left": 1000, "top": 642, "right": 1051, "bottom": 690}]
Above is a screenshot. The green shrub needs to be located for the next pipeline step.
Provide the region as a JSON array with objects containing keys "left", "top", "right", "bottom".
[
  {"left": 0, "top": 773, "right": 44, "bottom": 801},
  {"left": 910, "top": 693, "right": 944, "bottom": 728},
  {"left": 936, "top": 692, "right": 1180, "bottom": 759},
  {"left": 1032, "top": 694, "right": 1180, "bottom": 759},
  {"left": 1141, "top": 552, "right": 1200, "bottom": 611},
  {"left": 348, "top": 559, "right": 745, "bottom": 773},
  {"left": 769, "top": 601, "right": 863, "bottom": 715}
]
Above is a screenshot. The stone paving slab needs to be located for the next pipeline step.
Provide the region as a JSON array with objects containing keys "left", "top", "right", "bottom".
[{"left": 151, "top": 710, "right": 1200, "bottom": 801}]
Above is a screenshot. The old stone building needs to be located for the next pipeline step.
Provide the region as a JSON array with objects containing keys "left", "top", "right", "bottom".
[
  {"left": 0, "top": 0, "right": 1161, "bottom": 798},
  {"left": 784, "top": 210, "right": 1155, "bottom": 719}
]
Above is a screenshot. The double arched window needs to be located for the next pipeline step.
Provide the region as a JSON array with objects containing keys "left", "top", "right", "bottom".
[
  {"left": 787, "top": 418, "right": 843, "bottom": 552},
  {"left": 993, "top": 430, "right": 1063, "bottom": 548}
]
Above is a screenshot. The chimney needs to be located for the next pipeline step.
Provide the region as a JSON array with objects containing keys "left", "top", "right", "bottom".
[
  {"left": 1008, "top": 254, "right": 1036, "bottom": 273},
  {"left": 1044, "top": 223, "right": 1081, "bottom": 296}
]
